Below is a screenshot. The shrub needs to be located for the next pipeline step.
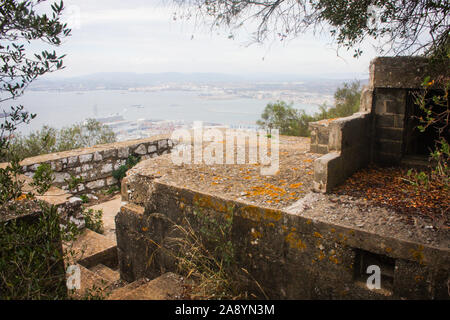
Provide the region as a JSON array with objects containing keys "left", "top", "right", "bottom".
[
  {"left": 3, "top": 119, "right": 116, "bottom": 162},
  {"left": 83, "top": 207, "right": 104, "bottom": 234},
  {"left": 257, "top": 81, "right": 362, "bottom": 137},
  {"left": 112, "top": 155, "right": 141, "bottom": 183}
]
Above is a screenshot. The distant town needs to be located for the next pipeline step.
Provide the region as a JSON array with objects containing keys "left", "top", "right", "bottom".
[{"left": 29, "top": 72, "right": 368, "bottom": 141}]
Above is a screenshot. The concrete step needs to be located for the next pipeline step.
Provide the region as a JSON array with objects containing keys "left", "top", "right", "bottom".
[
  {"left": 69, "top": 264, "right": 113, "bottom": 299},
  {"left": 90, "top": 264, "right": 121, "bottom": 283},
  {"left": 67, "top": 229, "right": 118, "bottom": 269},
  {"left": 107, "top": 273, "right": 185, "bottom": 300}
]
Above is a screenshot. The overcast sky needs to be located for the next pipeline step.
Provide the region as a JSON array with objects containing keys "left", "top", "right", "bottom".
[{"left": 43, "top": 0, "right": 379, "bottom": 79}]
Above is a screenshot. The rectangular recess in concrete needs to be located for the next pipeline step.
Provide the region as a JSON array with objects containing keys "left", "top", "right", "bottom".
[{"left": 354, "top": 249, "right": 395, "bottom": 292}]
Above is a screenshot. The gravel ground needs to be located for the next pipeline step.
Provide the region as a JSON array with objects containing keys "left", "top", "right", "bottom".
[
  {"left": 130, "top": 135, "right": 320, "bottom": 210},
  {"left": 287, "top": 192, "right": 449, "bottom": 249}
]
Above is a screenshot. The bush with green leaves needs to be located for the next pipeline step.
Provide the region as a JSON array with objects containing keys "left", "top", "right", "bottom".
[
  {"left": 0, "top": 203, "right": 80, "bottom": 300},
  {"left": 4, "top": 119, "right": 116, "bottom": 162},
  {"left": 82, "top": 207, "right": 104, "bottom": 234},
  {"left": 31, "top": 163, "right": 54, "bottom": 194},
  {"left": 407, "top": 73, "right": 449, "bottom": 190},
  {"left": 257, "top": 81, "right": 361, "bottom": 137},
  {"left": 112, "top": 155, "right": 141, "bottom": 183}
]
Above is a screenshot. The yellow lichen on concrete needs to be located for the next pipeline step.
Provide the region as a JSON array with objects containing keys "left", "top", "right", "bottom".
[
  {"left": 239, "top": 205, "right": 262, "bottom": 222},
  {"left": 251, "top": 229, "right": 263, "bottom": 239},
  {"left": 410, "top": 245, "right": 425, "bottom": 264},
  {"left": 193, "top": 194, "right": 228, "bottom": 213},
  {"left": 313, "top": 232, "right": 323, "bottom": 239},
  {"left": 285, "top": 232, "right": 307, "bottom": 251},
  {"left": 263, "top": 208, "right": 283, "bottom": 222}
]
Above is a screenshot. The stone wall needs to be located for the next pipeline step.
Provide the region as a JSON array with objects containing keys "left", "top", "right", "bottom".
[
  {"left": 372, "top": 88, "right": 407, "bottom": 164},
  {"left": 116, "top": 177, "right": 449, "bottom": 299},
  {"left": 17, "top": 135, "right": 173, "bottom": 193}
]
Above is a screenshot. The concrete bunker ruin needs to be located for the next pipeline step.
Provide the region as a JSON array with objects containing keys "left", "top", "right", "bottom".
[
  {"left": 114, "top": 57, "right": 449, "bottom": 300},
  {"left": 310, "top": 56, "right": 449, "bottom": 192}
]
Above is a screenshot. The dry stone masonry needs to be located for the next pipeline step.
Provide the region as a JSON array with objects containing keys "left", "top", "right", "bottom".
[{"left": 19, "top": 135, "right": 174, "bottom": 193}]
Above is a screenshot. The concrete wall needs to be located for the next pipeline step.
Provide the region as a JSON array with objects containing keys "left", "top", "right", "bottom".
[
  {"left": 116, "top": 178, "right": 449, "bottom": 299},
  {"left": 309, "top": 120, "right": 332, "bottom": 154},
  {"left": 309, "top": 56, "right": 444, "bottom": 192},
  {"left": 16, "top": 135, "right": 174, "bottom": 193},
  {"left": 312, "top": 112, "right": 372, "bottom": 192}
]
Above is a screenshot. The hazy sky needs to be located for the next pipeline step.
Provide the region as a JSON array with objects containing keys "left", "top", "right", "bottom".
[{"left": 43, "top": 0, "right": 379, "bottom": 78}]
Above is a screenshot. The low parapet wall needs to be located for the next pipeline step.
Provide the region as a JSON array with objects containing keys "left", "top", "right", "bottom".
[
  {"left": 312, "top": 112, "right": 372, "bottom": 192},
  {"left": 14, "top": 135, "right": 174, "bottom": 193}
]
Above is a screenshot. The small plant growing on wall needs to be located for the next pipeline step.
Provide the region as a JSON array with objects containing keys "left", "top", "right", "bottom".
[
  {"left": 82, "top": 207, "right": 104, "bottom": 234},
  {"left": 31, "top": 163, "right": 54, "bottom": 194},
  {"left": 112, "top": 155, "right": 141, "bottom": 184},
  {"left": 79, "top": 194, "right": 90, "bottom": 203},
  {"left": 65, "top": 175, "right": 83, "bottom": 193}
]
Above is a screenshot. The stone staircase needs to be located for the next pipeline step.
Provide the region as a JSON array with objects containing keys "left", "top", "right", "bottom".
[{"left": 67, "top": 228, "right": 186, "bottom": 300}]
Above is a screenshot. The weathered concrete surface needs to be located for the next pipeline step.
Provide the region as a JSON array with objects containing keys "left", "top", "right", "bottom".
[
  {"left": 69, "top": 264, "right": 114, "bottom": 299},
  {"left": 309, "top": 119, "right": 335, "bottom": 154},
  {"left": 68, "top": 229, "right": 117, "bottom": 269},
  {"left": 107, "top": 273, "right": 185, "bottom": 300},
  {"left": 312, "top": 112, "right": 372, "bottom": 192},
  {"left": 116, "top": 167, "right": 449, "bottom": 299},
  {"left": 309, "top": 56, "right": 448, "bottom": 189},
  {"left": 369, "top": 56, "right": 447, "bottom": 89}
]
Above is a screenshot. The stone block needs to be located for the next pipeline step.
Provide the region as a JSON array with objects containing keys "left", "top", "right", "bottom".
[
  {"left": 79, "top": 153, "right": 93, "bottom": 163},
  {"left": 82, "top": 164, "right": 93, "bottom": 171},
  {"left": 134, "top": 144, "right": 147, "bottom": 155},
  {"left": 370, "top": 57, "right": 444, "bottom": 89},
  {"left": 313, "top": 152, "right": 343, "bottom": 193},
  {"left": 103, "top": 149, "right": 117, "bottom": 158},
  {"left": 376, "top": 114, "right": 395, "bottom": 128},
  {"left": 158, "top": 139, "right": 168, "bottom": 150},
  {"left": 94, "top": 151, "right": 103, "bottom": 161},
  {"left": 316, "top": 144, "right": 329, "bottom": 154},
  {"left": 148, "top": 144, "right": 157, "bottom": 153},
  {"left": 106, "top": 176, "right": 118, "bottom": 186},
  {"left": 54, "top": 172, "right": 71, "bottom": 184},
  {"left": 114, "top": 160, "right": 126, "bottom": 170},
  {"left": 378, "top": 127, "right": 404, "bottom": 141},
  {"left": 386, "top": 99, "right": 405, "bottom": 115},
  {"left": 376, "top": 139, "right": 403, "bottom": 154},
  {"left": 68, "top": 156, "right": 78, "bottom": 167},
  {"left": 118, "top": 147, "right": 130, "bottom": 159},
  {"left": 51, "top": 161, "right": 63, "bottom": 172},
  {"left": 86, "top": 179, "right": 105, "bottom": 190},
  {"left": 101, "top": 163, "right": 114, "bottom": 174}
]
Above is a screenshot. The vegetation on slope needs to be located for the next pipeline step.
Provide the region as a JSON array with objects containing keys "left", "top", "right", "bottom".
[{"left": 257, "top": 80, "right": 361, "bottom": 136}]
